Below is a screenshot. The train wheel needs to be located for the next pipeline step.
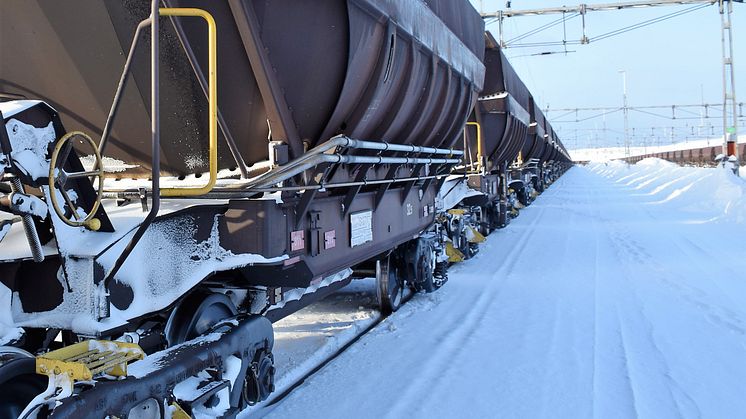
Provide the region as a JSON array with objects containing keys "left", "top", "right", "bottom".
[
  {"left": 481, "top": 208, "right": 493, "bottom": 237},
  {"left": 406, "top": 238, "right": 438, "bottom": 293},
  {"left": 497, "top": 200, "right": 509, "bottom": 228},
  {"left": 517, "top": 187, "right": 530, "bottom": 207},
  {"left": 536, "top": 178, "right": 545, "bottom": 193},
  {"left": 164, "top": 292, "right": 238, "bottom": 347},
  {"left": 376, "top": 255, "right": 403, "bottom": 314},
  {"left": 0, "top": 348, "right": 48, "bottom": 418},
  {"left": 420, "top": 241, "right": 438, "bottom": 293}
]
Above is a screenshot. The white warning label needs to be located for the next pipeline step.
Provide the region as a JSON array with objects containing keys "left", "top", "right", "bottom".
[{"left": 350, "top": 210, "right": 373, "bottom": 248}]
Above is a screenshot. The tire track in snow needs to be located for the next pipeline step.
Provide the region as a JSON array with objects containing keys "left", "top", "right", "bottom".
[
  {"left": 571, "top": 172, "right": 643, "bottom": 419},
  {"left": 531, "top": 176, "right": 600, "bottom": 418},
  {"left": 388, "top": 181, "right": 575, "bottom": 417},
  {"left": 384, "top": 203, "right": 552, "bottom": 418},
  {"left": 599, "top": 197, "right": 698, "bottom": 417},
  {"left": 581, "top": 170, "right": 691, "bottom": 418},
  {"left": 614, "top": 304, "right": 644, "bottom": 419},
  {"left": 589, "top": 183, "right": 603, "bottom": 419}
]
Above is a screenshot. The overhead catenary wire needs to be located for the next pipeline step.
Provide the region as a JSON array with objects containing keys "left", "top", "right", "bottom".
[
  {"left": 505, "top": 13, "right": 580, "bottom": 45},
  {"left": 590, "top": 3, "right": 712, "bottom": 42},
  {"left": 485, "top": 1, "right": 738, "bottom": 156},
  {"left": 552, "top": 108, "right": 625, "bottom": 123},
  {"left": 490, "top": 1, "right": 715, "bottom": 49}
]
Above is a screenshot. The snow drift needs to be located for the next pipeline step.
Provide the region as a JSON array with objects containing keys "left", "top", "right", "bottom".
[{"left": 588, "top": 158, "right": 746, "bottom": 224}]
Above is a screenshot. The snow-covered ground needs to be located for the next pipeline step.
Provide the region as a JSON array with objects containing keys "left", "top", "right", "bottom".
[{"left": 262, "top": 160, "right": 746, "bottom": 418}]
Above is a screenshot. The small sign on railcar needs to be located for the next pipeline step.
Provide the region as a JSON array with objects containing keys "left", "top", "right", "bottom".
[{"left": 350, "top": 210, "right": 373, "bottom": 248}]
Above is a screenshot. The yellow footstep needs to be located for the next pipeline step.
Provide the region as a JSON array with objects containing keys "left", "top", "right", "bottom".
[{"left": 36, "top": 340, "right": 145, "bottom": 392}]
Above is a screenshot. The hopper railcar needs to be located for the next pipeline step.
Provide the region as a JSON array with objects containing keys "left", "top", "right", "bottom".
[
  {"left": 437, "top": 35, "right": 571, "bottom": 262},
  {"left": 625, "top": 143, "right": 744, "bottom": 167},
  {"left": 0, "top": 1, "right": 569, "bottom": 417}
]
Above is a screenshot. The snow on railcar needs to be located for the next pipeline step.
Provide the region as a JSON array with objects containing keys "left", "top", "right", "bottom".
[{"left": 0, "top": 0, "right": 486, "bottom": 416}]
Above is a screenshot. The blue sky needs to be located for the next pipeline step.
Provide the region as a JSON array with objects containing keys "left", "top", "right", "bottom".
[{"left": 469, "top": 0, "right": 745, "bottom": 150}]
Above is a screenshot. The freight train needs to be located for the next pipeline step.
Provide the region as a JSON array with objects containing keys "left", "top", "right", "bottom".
[
  {"left": 624, "top": 143, "right": 745, "bottom": 166},
  {"left": 0, "top": 1, "right": 571, "bottom": 417}
]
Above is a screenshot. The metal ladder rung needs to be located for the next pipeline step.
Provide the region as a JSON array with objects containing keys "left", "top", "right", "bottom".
[
  {"left": 89, "top": 353, "right": 141, "bottom": 376},
  {"left": 85, "top": 352, "right": 126, "bottom": 371},
  {"left": 63, "top": 349, "right": 101, "bottom": 363}
]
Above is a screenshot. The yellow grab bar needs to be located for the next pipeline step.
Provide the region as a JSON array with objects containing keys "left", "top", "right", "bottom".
[
  {"left": 159, "top": 8, "right": 218, "bottom": 197},
  {"left": 466, "top": 122, "right": 484, "bottom": 172}
]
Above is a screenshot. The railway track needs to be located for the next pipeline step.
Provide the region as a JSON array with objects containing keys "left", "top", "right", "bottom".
[
  {"left": 264, "top": 314, "right": 384, "bottom": 408},
  {"left": 245, "top": 285, "right": 416, "bottom": 418}
]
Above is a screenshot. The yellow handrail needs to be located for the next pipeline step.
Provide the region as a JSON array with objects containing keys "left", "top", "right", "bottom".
[
  {"left": 466, "top": 122, "right": 484, "bottom": 173},
  {"left": 159, "top": 8, "right": 217, "bottom": 197}
]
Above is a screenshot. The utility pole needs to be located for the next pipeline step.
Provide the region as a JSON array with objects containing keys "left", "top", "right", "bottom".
[
  {"left": 720, "top": 0, "right": 739, "bottom": 171},
  {"left": 620, "top": 70, "right": 630, "bottom": 158}
]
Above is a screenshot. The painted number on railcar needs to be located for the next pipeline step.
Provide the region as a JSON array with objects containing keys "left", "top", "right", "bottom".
[{"left": 350, "top": 210, "right": 373, "bottom": 248}]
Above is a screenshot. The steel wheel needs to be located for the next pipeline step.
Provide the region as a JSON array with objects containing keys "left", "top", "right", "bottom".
[
  {"left": 517, "top": 187, "right": 530, "bottom": 207},
  {"left": 164, "top": 292, "right": 237, "bottom": 347},
  {"left": 376, "top": 255, "right": 403, "bottom": 314},
  {"left": 418, "top": 242, "right": 438, "bottom": 293},
  {"left": 0, "top": 348, "right": 48, "bottom": 418},
  {"left": 406, "top": 238, "right": 438, "bottom": 293}
]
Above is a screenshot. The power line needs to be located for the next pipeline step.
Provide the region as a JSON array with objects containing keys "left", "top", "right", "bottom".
[
  {"left": 499, "top": 2, "right": 713, "bottom": 48},
  {"left": 506, "top": 13, "right": 580, "bottom": 45},
  {"left": 547, "top": 102, "right": 742, "bottom": 112},
  {"left": 590, "top": 3, "right": 711, "bottom": 42},
  {"left": 487, "top": 0, "right": 743, "bottom": 164},
  {"left": 490, "top": 3, "right": 716, "bottom": 49},
  {"left": 482, "top": 0, "right": 717, "bottom": 18}
]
